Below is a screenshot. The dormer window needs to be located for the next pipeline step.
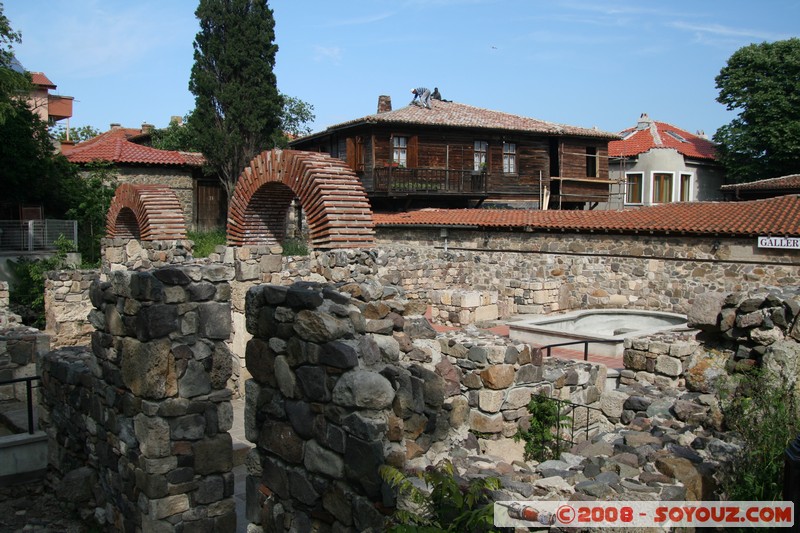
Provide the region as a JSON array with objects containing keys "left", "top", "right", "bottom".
[{"left": 665, "top": 130, "right": 688, "bottom": 143}]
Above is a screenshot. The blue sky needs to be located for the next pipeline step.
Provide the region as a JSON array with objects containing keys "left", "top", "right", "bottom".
[{"left": 5, "top": 0, "right": 798, "bottom": 138}]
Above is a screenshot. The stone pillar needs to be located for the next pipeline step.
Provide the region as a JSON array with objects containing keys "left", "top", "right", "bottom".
[
  {"left": 41, "top": 264, "right": 236, "bottom": 531},
  {"left": 243, "top": 280, "right": 439, "bottom": 532}
]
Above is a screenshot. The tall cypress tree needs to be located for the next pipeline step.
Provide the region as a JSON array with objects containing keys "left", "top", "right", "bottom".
[{"left": 189, "top": 0, "right": 283, "bottom": 204}]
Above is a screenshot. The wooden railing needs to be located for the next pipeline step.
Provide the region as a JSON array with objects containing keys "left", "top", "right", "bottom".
[{"left": 372, "top": 167, "right": 488, "bottom": 194}]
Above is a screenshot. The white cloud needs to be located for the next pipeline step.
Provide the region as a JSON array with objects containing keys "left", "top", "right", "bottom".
[
  {"left": 670, "top": 21, "right": 789, "bottom": 43},
  {"left": 313, "top": 45, "right": 343, "bottom": 64},
  {"left": 323, "top": 12, "right": 395, "bottom": 27}
]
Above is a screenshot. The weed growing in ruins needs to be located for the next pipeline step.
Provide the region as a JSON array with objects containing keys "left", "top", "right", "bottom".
[
  {"left": 514, "top": 393, "right": 570, "bottom": 462},
  {"left": 718, "top": 371, "right": 799, "bottom": 501},
  {"left": 281, "top": 238, "right": 308, "bottom": 256},
  {"left": 188, "top": 228, "right": 226, "bottom": 258},
  {"left": 380, "top": 460, "right": 501, "bottom": 532},
  {"left": 9, "top": 235, "right": 74, "bottom": 328}
]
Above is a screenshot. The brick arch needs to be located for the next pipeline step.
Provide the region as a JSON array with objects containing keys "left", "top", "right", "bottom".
[
  {"left": 227, "top": 149, "right": 374, "bottom": 249},
  {"left": 106, "top": 183, "right": 188, "bottom": 241}
]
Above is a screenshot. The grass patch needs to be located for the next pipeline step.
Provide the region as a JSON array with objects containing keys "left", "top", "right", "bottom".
[
  {"left": 188, "top": 228, "right": 227, "bottom": 258},
  {"left": 282, "top": 238, "right": 309, "bottom": 256}
]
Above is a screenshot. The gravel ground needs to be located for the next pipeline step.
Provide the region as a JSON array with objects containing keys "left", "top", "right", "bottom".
[{"left": 0, "top": 481, "right": 90, "bottom": 532}]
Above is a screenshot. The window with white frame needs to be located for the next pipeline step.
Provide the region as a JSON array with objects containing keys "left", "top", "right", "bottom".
[
  {"left": 392, "top": 136, "right": 407, "bottom": 167},
  {"left": 474, "top": 141, "right": 488, "bottom": 171},
  {"left": 679, "top": 173, "right": 692, "bottom": 202},
  {"left": 502, "top": 142, "right": 516, "bottom": 173},
  {"left": 652, "top": 172, "right": 674, "bottom": 203},
  {"left": 625, "top": 172, "right": 643, "bottom": 204}
]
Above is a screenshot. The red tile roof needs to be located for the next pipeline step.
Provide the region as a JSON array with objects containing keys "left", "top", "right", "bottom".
[
  {"left": 374, "top": 195, "right": 800, "bottom": 237},
  {"left": 609, "top": 116, "right": 716, "bottom": 160},
  {"left": 30, "top": 72, "right": 56, "bottom": 89},
  {"left": 720, "top": 174, "right": 800, "bottom": 192},
  {"left": 311, "top": 99, "right": 618, "bottom": 139},
  {"left": 63, "top": 127, "right": 205, "bottom": 167}
]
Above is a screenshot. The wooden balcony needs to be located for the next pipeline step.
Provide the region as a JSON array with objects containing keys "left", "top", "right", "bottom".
[{"left": 371, "top": 167, "right": 488, "bottom": 196}]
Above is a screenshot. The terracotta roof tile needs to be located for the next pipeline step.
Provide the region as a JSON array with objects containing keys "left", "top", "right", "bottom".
[
  {"left": 374, "top": 195, "right": 800, "bottom": 237},
  {"left": 30, "top": 72, "right": 56, "bottom": 89},
  {"left": 720, "top": 174, "right": 800, "bottom": 191},
  {"left": 308, "top": 99, "right": 618, "bottom": 139},
  {"left": 63, "top": 127, "right": 205, "bottom": 167},
  {"left": 609, "top": 118, "right": 716, "bottom": 160}
]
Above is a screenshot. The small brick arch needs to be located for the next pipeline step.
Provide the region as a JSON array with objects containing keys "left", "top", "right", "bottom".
[
  {"left": 227, "top": 149, "right": 374, "bottom": 249},
  {"left": 106, "top": 184, "right": 188, "bottom": 241}
]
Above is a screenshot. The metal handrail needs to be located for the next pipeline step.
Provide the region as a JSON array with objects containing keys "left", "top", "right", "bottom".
[
  {"left": 538, "top": 339, "right": 619, "bottom": 361},
  {"left": 0, "top": 375, "right": 41, "bottom": 434},
  {"left": 523, "top": 395, "right": 604, "bottom": 458}
]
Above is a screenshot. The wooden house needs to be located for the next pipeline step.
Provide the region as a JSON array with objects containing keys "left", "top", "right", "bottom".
[{"left": 290, "top": 96, "right": 618, "bottom": 210}]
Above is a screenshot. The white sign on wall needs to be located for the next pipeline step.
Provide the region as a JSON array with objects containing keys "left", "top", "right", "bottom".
[{"left": 757, "top": 236, "right": 800, "bottom": 249}]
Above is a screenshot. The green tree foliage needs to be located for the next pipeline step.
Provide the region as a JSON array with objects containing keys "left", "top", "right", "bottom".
[
  {"left": 271, "top": 94, "right": 315, "bottom": 147},
  {"left": 50, "top": 123, "right": 101, "bottom": 143},
  {"left": 65, "top": 161, "right": 117, "bottom": 265},
  {"left": 713, "top": 38, "right": 800, "bottom": 183},
  {"left": 151, "top": 115, "right": 200, "bottom": 152},
  {"left": 0, "top": 98, "right": 80, "bottom": 217},
  {"left": 0, "top": 3, "right": 30, "bottom": 125},
  {"left": 189, "top": 0, "right": 283, "bottom": 203}
]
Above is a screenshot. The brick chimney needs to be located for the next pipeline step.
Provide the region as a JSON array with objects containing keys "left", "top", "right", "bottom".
[
  {"left": 110, "top": 123, "right": 122, "bottom": 130},
  {"left": 377, "top": 95, "right": 392, "bottom": 114},
  {"left": 141, "top": 123, "right": 155, "bottom": 134}
]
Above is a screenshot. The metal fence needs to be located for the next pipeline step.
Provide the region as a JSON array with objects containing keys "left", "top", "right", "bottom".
[
  {"left": 0, "top": 375, "right": 40, "bottom": 434},
  {"left": 0, "top": 220, "right": 77, "bottom": 252}
]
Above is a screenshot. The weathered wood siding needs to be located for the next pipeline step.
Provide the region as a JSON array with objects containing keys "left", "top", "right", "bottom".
[{"left": 292, "top": 126, "right": 612, "bottom": 202}]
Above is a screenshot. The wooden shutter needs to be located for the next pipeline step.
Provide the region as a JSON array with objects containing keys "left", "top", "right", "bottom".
[
  {"left": 346, "top": 137, "right": 356, "bottom": 170},
  {"left": 408, "top": 135, "right": 419, "bottom": 168}
]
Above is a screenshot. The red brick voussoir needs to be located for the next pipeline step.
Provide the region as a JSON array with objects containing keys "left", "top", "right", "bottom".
[
  {"left": 227, "top": 149, "right": 374, "bottom": 250},
  {"left": 106, "top": 183, "right": 188, "bottom": 241}
]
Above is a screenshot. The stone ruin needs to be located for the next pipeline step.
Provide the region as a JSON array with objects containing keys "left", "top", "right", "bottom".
[
  {"left": 6, "top": 149, "right": 798, "bottom": 530},
  {"left": 29, "top": 252, "right": 800, "bottom": 531}
]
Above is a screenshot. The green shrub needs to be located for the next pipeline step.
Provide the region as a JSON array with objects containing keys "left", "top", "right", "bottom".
[
  {"left": 513, "top": 393, "right": 571, "bottom": 462},
  {"left": 281, "top": 237, "right": 308, "bottom": 256},
  {"left": 188, "top": 228, "right": 227, "bottom": 258},
  {"left": 718, "top": 371, "right": 799, "bottom": 501},
  {"left": 9, "top": 235, "right": 74, "bottom": 328},
  {"left": 380, "top": 460, "right": 501, "bottom": 532}
]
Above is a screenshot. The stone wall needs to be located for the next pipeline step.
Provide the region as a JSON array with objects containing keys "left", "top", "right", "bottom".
[
  {"left": 428, "top": 289, "right": 500, "bottom": 326},
  {"left": 374, "top": 228, "right": 800, "bottom": 315},
  {"left": 0, "top": 326, "right": 49, "bottom": 402},
  {"left": 39, "top": 265, "right": 236, "bottom": 531},
  {"left": 0, "top": 280, "right": 22, "bottom": 329},
  {"left": 44, "top": 269, "right": 99, "bottom": 348},
  {"left": 243, "top": 280, "right": 608, "bottom": 531},
  {"left": 101, "top": 238, "right": 193, "bottom": 273},
  {"left": 683, "top": 288, "right": 800, "bottom": 396}
]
